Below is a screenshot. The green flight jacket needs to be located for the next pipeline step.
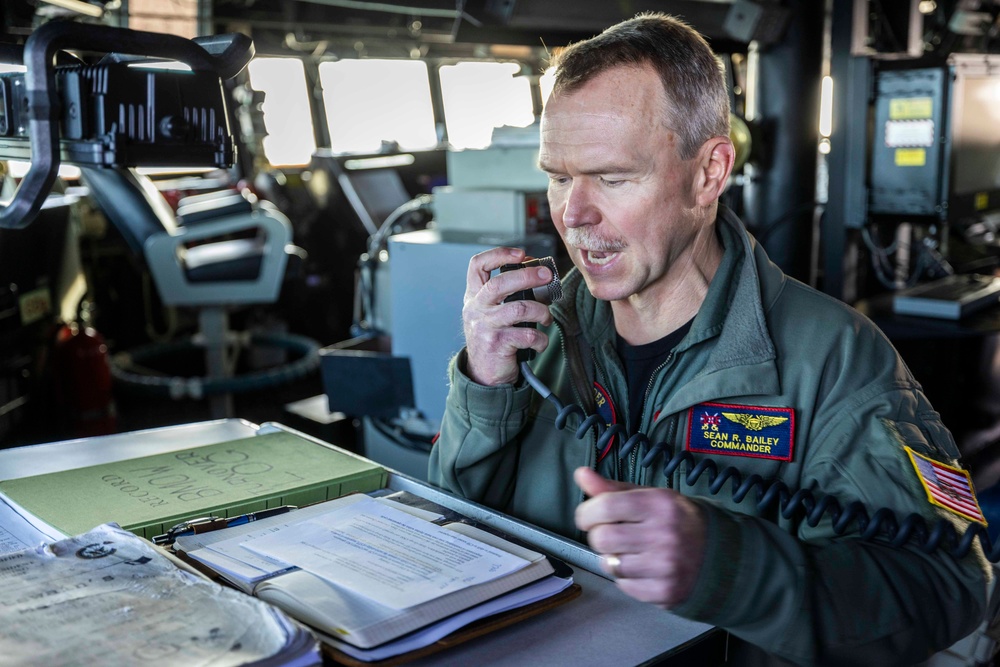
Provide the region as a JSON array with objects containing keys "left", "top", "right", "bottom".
[{"left": 429, "top": 206, "right": 991, "bottom": 665}]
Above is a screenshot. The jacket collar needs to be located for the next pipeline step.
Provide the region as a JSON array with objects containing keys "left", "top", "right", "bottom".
[{"left": 551, "top": 205, "right": 784, "bottom": 408}]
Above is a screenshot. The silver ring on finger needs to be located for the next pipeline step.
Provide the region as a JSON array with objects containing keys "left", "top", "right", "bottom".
[{"left": 605, "top": 553, "right": 624, "bottom": 579}]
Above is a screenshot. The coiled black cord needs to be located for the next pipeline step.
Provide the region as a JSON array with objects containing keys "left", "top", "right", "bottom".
[{"left": 520, "top": 361, "right": 1000, "bottom": 561}]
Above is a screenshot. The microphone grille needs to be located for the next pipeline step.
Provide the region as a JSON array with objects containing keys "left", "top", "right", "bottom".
[{"left": 536, "top": 256, "right": 563, "bottom": 305}]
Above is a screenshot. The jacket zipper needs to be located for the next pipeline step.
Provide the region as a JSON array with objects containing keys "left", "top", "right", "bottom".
[
  {"left": 554, "top": 321, "right": 594, "bottom": 468},
  {"left": 632, "top": 351, "right": 675, "bottom": 485}
]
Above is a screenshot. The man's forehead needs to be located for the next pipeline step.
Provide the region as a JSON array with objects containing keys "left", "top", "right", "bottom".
[
  {"left": 540, "top": 99, "right": 669, "bottom": 154},
  {"left": 538, "top": 114, "right": 673, "bottom": 175},
  {"left": 539, "top": 111, "right": 627, "bottom": 159}
]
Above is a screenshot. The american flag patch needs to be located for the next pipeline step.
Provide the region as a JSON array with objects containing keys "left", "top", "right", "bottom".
[{"left": 905, "top": 446, "right": 987, "bottom": 525}]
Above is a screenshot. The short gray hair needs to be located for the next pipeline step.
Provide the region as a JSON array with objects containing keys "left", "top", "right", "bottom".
[{"left": 550, "top": 12, "right": 730, "bottom": 160}]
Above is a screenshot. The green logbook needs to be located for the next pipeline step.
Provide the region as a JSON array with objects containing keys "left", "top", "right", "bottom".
[{"left": 0, "top": 431, "right": 387, "bottom": 539}]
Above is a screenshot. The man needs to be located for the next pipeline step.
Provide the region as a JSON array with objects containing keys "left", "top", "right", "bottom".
[{"left": 429, "top": 12, "right": 991, "bottom": 665}]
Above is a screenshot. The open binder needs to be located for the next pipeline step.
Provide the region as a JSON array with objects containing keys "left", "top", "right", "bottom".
[{"left": 174, "top": 491, "right": 580, "bottom": 664}]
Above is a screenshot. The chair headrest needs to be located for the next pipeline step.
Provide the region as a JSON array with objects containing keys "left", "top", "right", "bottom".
[{"left": 176, "top": 193, "right": 254, "bottom": 225}]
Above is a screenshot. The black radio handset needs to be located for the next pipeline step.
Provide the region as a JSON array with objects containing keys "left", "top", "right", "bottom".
[{"left": 500, "top": 257, "right": 563, "bottom": 362}]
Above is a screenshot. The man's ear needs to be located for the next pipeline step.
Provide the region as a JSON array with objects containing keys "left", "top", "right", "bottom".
[{"left": 693, "top": 137, "right": 735, "bottom": 207}]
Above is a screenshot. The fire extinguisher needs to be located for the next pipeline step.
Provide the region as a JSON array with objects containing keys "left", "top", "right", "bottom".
[{"left": 52, "top": 321, "right": 117, "bottom": 438}]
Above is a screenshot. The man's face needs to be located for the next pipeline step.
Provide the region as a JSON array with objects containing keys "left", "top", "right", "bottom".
[{"left": 539, "top": 64, "right": 704, "bottom": 305}]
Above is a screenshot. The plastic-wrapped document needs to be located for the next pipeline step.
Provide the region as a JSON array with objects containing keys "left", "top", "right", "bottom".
[
  {"left": 174, "top": 493, "right": 580, "bottom": 662},
  {"left": 176, "top": 495, "right": 557, "bottom": 649},
  {"left": 0, "top": 523, "right": 320, "bottom": 667}
]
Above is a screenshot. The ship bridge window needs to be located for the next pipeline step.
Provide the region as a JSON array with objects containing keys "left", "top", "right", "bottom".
[
  {"left": 247, "top": 57, "right": 317, "bottom": 166},
  {"left": 319, "top": 59, "right": 437, "bottom": 154},
  {"left": 439, "top": 61, "right": 534, "bottom": 150}
]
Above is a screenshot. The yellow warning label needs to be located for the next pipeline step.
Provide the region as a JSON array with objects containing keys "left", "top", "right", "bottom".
[
  {"left": 976, "top": 192, "right": 990, "bottom": 211},
  {"left": 889, "top": 97, "right": 933, "bottom": 120},
  {"left": 895, "top": 148, "right": 926, "bottom": 167}
]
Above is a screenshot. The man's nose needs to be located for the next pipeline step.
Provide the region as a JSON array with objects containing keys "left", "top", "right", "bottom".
[{"left": 561, "top": 181, "right": 599, "bottom": 228}]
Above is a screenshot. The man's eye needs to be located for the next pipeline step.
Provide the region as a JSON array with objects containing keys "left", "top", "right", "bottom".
[{"left": 600, "top": 177, "right": 624, "bottom": 187}]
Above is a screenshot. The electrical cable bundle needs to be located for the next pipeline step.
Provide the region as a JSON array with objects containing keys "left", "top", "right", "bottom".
[{"left": 351, "top": 195, "right": 433, "bottom": 337}]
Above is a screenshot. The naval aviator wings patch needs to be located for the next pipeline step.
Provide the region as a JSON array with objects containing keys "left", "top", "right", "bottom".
[{"left": 686, "top": 402, "right": 795, "bottom": 461}]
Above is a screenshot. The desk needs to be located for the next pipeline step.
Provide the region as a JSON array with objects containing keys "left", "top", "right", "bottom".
[{"left": 0, "top": 419, "right": 716, "bottom": 666}]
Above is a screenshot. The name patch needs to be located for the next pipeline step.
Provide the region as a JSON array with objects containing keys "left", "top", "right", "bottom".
[{"left": 686, "top": 402, "right": 795, "bottom": 461}]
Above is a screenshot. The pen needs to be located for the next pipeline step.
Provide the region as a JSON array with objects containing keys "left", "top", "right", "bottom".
[
  {"left": 151, "top": 505, "right": 298, "bottom": 545},
  {"left": 225, "top": 505, "right": 298, "bottom": 528}
]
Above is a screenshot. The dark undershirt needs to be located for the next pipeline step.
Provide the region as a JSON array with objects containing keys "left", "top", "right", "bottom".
[{"left": 615, "top": 318, "right": 693, "bottom": 433}]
